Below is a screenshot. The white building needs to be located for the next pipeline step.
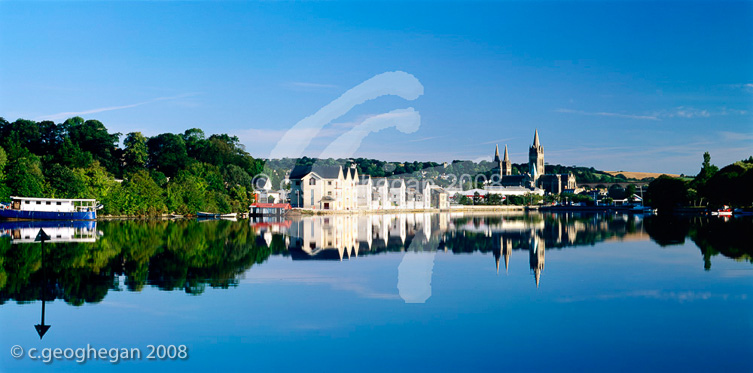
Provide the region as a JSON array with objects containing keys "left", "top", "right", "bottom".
[{"left": 288, "top": 164, "right": 359, "bottom": 211}]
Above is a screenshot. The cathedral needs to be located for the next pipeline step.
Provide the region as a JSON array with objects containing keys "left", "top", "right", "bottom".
[{"left": 491, "top": 130, "right": 577, "bottom": 194}]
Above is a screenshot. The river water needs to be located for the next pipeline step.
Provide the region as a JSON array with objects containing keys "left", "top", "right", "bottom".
[{"left": 1, "top": 213, "right": 751, "bottom": 372}]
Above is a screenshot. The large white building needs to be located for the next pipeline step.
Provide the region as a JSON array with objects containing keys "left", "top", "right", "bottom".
[{"left": 288, "top": 164, "right": 450, "bottom": 211}]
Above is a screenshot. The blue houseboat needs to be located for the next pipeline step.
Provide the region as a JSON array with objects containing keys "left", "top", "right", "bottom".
[{"left": 0, "top": 196, "right": 101, "bottom": 221}]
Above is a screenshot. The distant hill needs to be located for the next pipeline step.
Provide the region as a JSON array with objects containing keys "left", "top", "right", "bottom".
[{"left": 604, "top": 171, "right": 682, "bottom": 180}]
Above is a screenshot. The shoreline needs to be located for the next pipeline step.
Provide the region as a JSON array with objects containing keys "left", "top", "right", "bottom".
[
  {"left": 95, "top": 205, "right": 537, "bottom": 219},
  {"left": 292, "top": 205, "right": 536, "bottom": 216}
]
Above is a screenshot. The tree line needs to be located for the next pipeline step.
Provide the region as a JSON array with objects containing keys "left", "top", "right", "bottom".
[
  {"left": 646, "top": 152, "right": 753, "bottom": 211},
  {"left": 0, "top": 117, "right": 264, "bottom": 215}
]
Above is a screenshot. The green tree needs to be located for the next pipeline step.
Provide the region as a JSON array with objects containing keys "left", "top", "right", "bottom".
[
  {"left": 646, "top": 175, "right": 688, "bottom": 212},
  {"left": 0, "top": 145, "right": 8, "bottom": 200},
  {"left": 705, "top": 161, "right": 753, "bottom": 207},
  {"left": 223, "top": 164, "right": 253, "bottom": 189},
  {"left": 7, "top": 153, "right": 45, "bottom": 197},
  {"left": 81, "top": 162, "right": 119, "bottom": 211},
  {"left": 608, "top": 184, "right": 626, "bottom": 199},
  {"left": 123, "top": 132, "right": 149, "bottom": 172},
  {"left": 66, "top": 117, "right": 121, "bottom": 175},
  {"left": 625, "top": 184, "right": 637, "bottom": 202},
  {"left": 182, "top": 128, "right": 207, "bottom": 159},
  {"left": 121, "top": 170, "right": 166, "bottom": 216},
  {"left": 487, "top": 193, "right": 504, "bottom": 205},
  {"left": 691, "top": 152, "right": 719, "bottom": 206},
  {"left": 45, "top": 164, "right": 87, "bottom": 198},
  {"left": 56, "top": 138, "right": 93, "bottom": 169},
  {"left": 147, "top": 133, "right": 188, "bottom": 177}
]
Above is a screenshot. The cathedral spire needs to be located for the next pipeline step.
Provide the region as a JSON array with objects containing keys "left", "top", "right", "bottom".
[
  {"left": 533, "top": 129, "right": 540, "bottom": 147},
  {"left": 503, "top": 144, "right": 509, "bottom": 162},
  {"left": 504, "top": 251, "right": 510, "bottom": 273},
  {"left": 494, "top": 144, "right": 500, "bottom": 162}
]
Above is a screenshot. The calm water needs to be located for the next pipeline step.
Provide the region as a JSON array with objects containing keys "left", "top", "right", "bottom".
[{"left": 1, "top": 213, "right": 752, "bottom": 372}]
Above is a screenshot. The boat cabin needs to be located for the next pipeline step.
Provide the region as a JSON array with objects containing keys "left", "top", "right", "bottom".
[{"left": 7, "top": 196, "right": 99, "bottom": 213}]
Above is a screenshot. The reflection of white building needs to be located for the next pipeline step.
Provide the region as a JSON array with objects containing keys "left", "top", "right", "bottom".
[{"left": 287, "top": 213, "right": 449, "bottom": 261}]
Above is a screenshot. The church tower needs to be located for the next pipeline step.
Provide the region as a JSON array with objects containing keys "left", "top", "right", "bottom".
[
  {"left": 529, "top": 129, "right": 544, "bottom": 183},
  {"left": 502, "top": 145, "right": 512, "bottom": 176}
]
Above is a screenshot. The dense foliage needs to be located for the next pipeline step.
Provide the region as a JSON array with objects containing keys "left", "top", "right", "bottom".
[
  {"left": 0, "top": 117, "right": 264, "bottom": 215},
  {"left": 646, "top": 152, "right": 753, "bottom": 211}
]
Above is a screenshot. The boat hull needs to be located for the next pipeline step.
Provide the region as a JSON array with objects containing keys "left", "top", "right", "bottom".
[{"left": 0, "top": 209, "right": 96, "bottom": 221}]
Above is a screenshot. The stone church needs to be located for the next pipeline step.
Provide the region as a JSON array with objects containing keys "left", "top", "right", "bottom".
[{"left": 491, "top": 130, "right": 577, "bottom": 194}]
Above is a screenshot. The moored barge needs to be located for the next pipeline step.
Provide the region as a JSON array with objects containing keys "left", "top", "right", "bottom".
[{"left": 0, "top": 196, "right": 101, "bottom": 221}]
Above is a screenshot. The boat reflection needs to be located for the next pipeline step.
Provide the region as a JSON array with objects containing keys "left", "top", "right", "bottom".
[
  {"left": 0, "top": 220, "right": 100, "bottom": 244},
  {"left": 0, "top": 214, "right": 749, "bottom": 308}
]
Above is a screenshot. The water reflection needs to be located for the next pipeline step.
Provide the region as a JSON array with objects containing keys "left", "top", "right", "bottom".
[
  {"left": 283, "top": 213, "right": 652, "bottom": 292},
  {"left": 0, "top": 220, "right": 99, "bottom": 244},
  {"left": 0, "top": 213, "right": 750, "bottom": 307}
]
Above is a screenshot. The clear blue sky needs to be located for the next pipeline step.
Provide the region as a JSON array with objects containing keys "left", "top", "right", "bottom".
[{"left": 1, "top": 1, "right": 751, "bottom": 175}]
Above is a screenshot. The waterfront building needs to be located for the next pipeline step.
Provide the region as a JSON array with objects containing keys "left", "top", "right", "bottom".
[
  {"left": 289, "top": 165, "right": 350, "bottom": 210},
  {"left": 355, "top": 175, "right": 373, "bottom": 210},
  {"left": 388, "top": 179, "right": 407, "bottom": 209}
]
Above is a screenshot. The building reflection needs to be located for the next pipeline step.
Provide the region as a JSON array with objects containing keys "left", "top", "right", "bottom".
[
  {"left": 1, "top": 213, "right": 745, "bottom": 309},
  {"left": 268, "top": 211, "right": 648, "bottom": 289}
]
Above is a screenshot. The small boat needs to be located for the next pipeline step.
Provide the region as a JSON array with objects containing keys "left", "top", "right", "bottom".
[
  {"left": 0, "top": 196, "right": 101, "bottom": 221},
  {"left": 197, "top": 212, "right": 238, "bottom": 219},
  {"left": 711, "top": 206, "right": 733, "bottom": 216}
]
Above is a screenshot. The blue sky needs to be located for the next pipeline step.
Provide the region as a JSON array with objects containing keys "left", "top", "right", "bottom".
[{"left": 1, "top": 1, "right": 751, "bottom": 174}]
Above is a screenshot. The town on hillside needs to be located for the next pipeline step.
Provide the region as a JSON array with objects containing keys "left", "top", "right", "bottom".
[{"left": 256, "top": 130, "right": 602, "bottom": 211}]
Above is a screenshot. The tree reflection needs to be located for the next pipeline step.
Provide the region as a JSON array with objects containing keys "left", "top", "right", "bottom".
[
  {"left": 1, "top": 214, "right": 750, "bottom": 305},
  {"left": 644, "top": 215, "right": 753, "bottom": 270},
  {"left": 0, "top": 219, "right": 273, "bottom": 305}
]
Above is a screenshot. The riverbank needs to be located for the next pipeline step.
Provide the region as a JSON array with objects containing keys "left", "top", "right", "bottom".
[{"left": 290, "top": 205, "right": 534, "bottom": 216}]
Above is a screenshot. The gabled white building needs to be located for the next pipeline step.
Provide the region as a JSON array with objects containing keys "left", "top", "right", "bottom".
[
  {"left": 356, "top": 175, "right": 373, "bottom": 210},
  {"left": 289, "top": 164, "right": 357, "bottom": 211}
]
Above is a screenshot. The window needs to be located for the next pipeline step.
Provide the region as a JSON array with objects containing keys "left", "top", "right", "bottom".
[
  {"left": 328, "top": 191, "right": 332, "bottom": 196},
  {"left": 25, "top": 201, "right": 30, "bottom": 204},
  {"left": 56, "top": 202, "right": 61, "bottom": 205},
  {"left": 295, "top": 180, "right": 300, "bottom": 186},
  {"left": 46, "top": 202, "right": 51, "bottom": 205},
  {"left": 309, "top": 179, "right": 316, "bottom": 185},
  {"left": 36, "top": 201, "right": 41, "bottom": 205},
  {"left": 328, "top": 181, "right": 332, "bottom": 185}
]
